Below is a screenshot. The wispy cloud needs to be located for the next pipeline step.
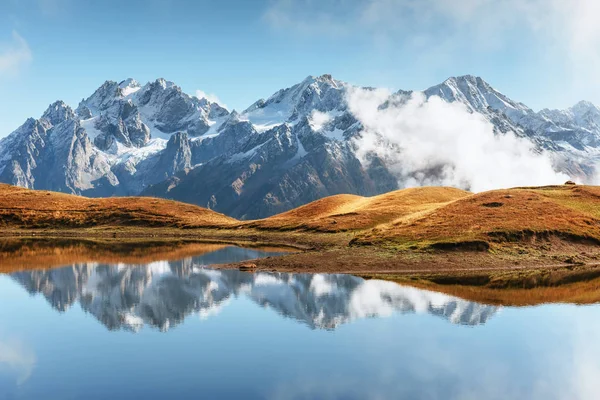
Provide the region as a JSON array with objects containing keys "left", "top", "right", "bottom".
[
  {"left": 0, "top": 31, "right": 32, "bottom": 77},
  {"left": 264, "top": 0, "right": 600, "bottom": 93},
  {"left": 38, "top": 0, "right": 69, "bottom": 17},
  {"left": 195, "top": 90, "right": 227, "bottom": 108}
]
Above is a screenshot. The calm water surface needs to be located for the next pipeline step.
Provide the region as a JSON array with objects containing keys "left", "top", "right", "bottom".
[{"left": 0, "top": 245, "right": 598, "bottom": 400}]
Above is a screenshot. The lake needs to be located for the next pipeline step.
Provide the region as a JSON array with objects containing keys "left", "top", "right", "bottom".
[{"left": 0, "top": 245, "right": 598, "bottom": 399}]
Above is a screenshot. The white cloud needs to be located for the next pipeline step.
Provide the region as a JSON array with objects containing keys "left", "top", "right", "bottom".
[
  {"left": 0, "top": 31, "right": 32, "bottom": 77},
  {"left": 309, "top": 110, "right": 332, "bottom": 131},
  {"left": 348, "top": 88, "right": 568, "bottom": 191},
  {"left": 195, "top": 89, "right": 227, "bottom": 108},
  {"left": 563, "top": 318, "right": 600, "bottom": 400}
]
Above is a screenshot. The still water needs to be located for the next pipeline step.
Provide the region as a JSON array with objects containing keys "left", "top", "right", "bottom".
[{"left": 0, "top": 245, "right": 598, "bottom": 400}]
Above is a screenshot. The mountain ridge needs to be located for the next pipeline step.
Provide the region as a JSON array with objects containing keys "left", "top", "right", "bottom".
[{"left": 1, "top": 74, "right": 599, "bottom": 219}]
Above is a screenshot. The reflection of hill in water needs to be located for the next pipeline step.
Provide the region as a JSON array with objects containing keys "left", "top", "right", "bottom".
[{"left": 11, "top": 251, "right": 498, "bottom": 331}]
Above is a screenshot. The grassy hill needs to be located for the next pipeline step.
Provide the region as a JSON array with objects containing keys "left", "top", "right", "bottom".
[
  {"left": 2, "top": 183, "right": 600, "bottom": 253},
  {"left": 0, "top": 184, "right": 237, "bottom": 229},
  {"left": 1, "top": 182, "right": 600, "bottom": 294},
  {"left": 252, "top": 187, "right": 470, "bottom": 231},
  {"left": 1, "top": 183, "right": 600, "bottom": 277},
  {"left": 354, "top": 185, "right": 600, "bottom": 250}
]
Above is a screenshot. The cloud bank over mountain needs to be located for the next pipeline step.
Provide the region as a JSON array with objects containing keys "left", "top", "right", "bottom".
[{"left": 348, "top": 88, "right": 569, "bottom": 191}]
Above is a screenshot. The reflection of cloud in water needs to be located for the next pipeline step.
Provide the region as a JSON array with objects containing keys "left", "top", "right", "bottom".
[
  {"left": 0, "top": 337, "right": 36, "bottom": 385},
  {"left": 265, "top": 313, "right": 600, "bottom": 400},
  {"left": 10, "top": 257, "right": 498, "bottom": 332},
  {"left": 561, "top": 318, "right": 600, "bottom": 400}
]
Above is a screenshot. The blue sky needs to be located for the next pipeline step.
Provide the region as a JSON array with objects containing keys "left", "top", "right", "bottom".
[{"left": 0, "top": 0, "right": 598, "bottom": 137}]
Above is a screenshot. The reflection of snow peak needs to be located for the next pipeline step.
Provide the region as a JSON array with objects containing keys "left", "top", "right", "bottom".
[
  {"left": 11, "top": 261, "right": 498, "bottom": 332},
  {"left": 348, "top": 280, "right": 494, "bottom": 325}
]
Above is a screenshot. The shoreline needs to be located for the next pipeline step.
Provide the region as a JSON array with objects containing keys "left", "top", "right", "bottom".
[
  {"left": 1, "top": 233, "right": 600, "bottom": 307},
  {"left": 1, "top": 183, "right": 600, "bottom": 305}
]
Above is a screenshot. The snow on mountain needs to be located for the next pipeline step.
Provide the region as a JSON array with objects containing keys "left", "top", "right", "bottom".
[
  {"left": 424, "top": 75, "right": 533, "bottom": 121},
  {"left": 424, "top": 75, "right": 600, "bottom": 155},
  {"left": 0, "top": 78, "right": 233, "bottom": 197},
  {"left": 242, "top": 74, "right": 347, "bottom": 127},
  {"left": 0, "top": 74, "right": 599, "bottom": 218},
  {"left": 532, "top": 101, "right": 600, "bottom": 149}
]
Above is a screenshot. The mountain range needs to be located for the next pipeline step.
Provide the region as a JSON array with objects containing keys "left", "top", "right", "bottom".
[{"left": 1, "top": 74, "right": 598, "bottom": 219}]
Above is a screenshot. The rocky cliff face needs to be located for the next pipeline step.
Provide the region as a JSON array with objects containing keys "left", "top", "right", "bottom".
[
  {"left": 0, "top": 74, "right": 599, "bottom": 218},
  {"left": 0, "top": 102, "right": 114, "bottom": 192}
]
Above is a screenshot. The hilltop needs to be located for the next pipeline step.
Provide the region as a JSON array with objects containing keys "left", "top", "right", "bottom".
[
  {"left": 354, "top": 185, "right": 600, "bottom": 250},
  {"left": 248, "top": 187, "right": 470, "bottom": 231},
  {"left": 0, "top": 183, "right": 236, "bottom": 229}
]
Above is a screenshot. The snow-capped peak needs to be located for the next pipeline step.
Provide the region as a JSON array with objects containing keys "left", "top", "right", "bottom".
[
  {"left": 118, "top": 78, "right": 141, "bottom": 97},
  {"left": 424, "top": 75, "right": 532, "bottom": 121},
  {"left": 153, "top": 78, "right": 176, "bottom": 90},
  {"left": 571, "top": 100, "right": 600, "bottom": 116},
  {"left": 41, "top": 100, "right": 75, "bottom": 126},
  {"left": 241, "top": 74, "right": 348, "bottom": 129},
  {"left": 119, "top": 78, "right": 139, "bottom": 88}
]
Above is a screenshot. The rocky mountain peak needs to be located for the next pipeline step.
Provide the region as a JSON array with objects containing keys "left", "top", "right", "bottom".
[
  {"left": 117, "top": 78, "right": 141, "bottom": 96},
  {"left": 242, "top": 73, "right": 347, "bottom": 126},
  {"left": 41, "top": 101, "right": 76, "bottom": 126},
  {"left": 425, "top": 75, "right": 532, "bottom": 122},
  {"left": 571, "top": 100, "right": 600, "bottom": 116},
  {"left": 119, "top": 78, "right": 140, "bottom": 88},
  {"left": 153, "top": 78, "right": 176, "bottom": 91},
  {"left": 76, "top": 80, "right": 120, "bottom": 116}
]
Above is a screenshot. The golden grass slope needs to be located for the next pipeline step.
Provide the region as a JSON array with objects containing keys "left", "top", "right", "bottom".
[
  {"left": 357, "top": 185, "right": 600, "bottom": 249},
  {"left": 1, "top": 183, "right": 600, "bottom": 254},
  {"left": 251, "top": 187, "right": 470, "bottom": 231},
  {"left": 0, "top": 184, "right": 237, "bottom": 229}
]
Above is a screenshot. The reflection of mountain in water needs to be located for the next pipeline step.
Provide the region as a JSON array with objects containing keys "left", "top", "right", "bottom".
[{"left": 10, "top": 251, "right": 498, "bottom": 331}]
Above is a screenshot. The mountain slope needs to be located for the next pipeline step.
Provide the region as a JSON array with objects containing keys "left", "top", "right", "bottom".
[
  {"left": 0, "top": 78, "right": 231, "bottom": 199},
  {"left": 355, "top": 184, "right": 600, "bottom": 248},
  {"left": 142, "top": 75, "right": 397, "bottom": 218}
]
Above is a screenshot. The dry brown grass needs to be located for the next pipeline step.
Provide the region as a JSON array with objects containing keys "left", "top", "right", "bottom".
[
  {"left": 0, "top": 184, "right": 237, "bottom": 229},
  {"left": 356, "top": 185, "right": 600, "bottom": 249},
  {"left": 249, "top": 187, "right": 470, "bottom": 232},
  {"left": 2, "top": 183, "right": 600, "bottom": 261}
]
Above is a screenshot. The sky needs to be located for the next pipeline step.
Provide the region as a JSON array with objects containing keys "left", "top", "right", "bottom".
[{"left": 0, "top": 0, "right": 599, "bottom": 137}]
